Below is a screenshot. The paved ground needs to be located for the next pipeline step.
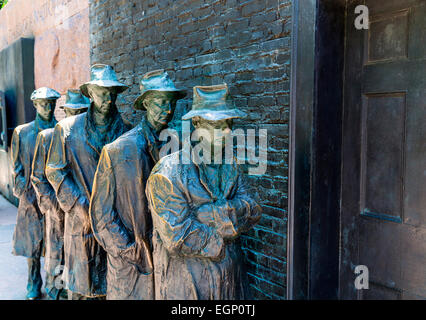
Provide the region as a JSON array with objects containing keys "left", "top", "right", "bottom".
[{"left": 0, "top": 194, "right": 47, "bottom": 300}]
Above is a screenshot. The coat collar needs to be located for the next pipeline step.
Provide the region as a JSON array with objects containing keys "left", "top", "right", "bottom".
[
  {"left": 84, "top": 103, "right": 128, "bottom": 156},
  {"left": 34, "top": 113, "right": 57, "bottom": 133},
  {"left": 138, "top": 116, "right": 161, "bottom": 163}
]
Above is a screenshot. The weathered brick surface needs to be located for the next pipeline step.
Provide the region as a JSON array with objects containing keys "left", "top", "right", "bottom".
[{"left": 90, "top": 0, "right": 291, "bottom": 299}]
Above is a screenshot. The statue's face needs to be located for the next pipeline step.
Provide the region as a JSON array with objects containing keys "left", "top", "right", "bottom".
[
  {"left": 87, "top": 85, "right": 117, "bottom": 116},
  {"left": 64, "top": 108, "right": 87, "bottom": 118},
  {"left": 34, "top": 99, "right": 55, "bottom": 121},
  {"left": 143, "top": 91, "right": 177, "bottom": 131},
  {"left": 192, "top": 117, "right": 233, "bottom": 150}
]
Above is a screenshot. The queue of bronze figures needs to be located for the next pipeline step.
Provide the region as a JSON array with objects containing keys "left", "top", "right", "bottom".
[{"left": 10, "top": 64, "right": 262, "bottom": 300}]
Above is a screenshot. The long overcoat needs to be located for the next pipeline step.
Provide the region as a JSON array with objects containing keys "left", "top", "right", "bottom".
[
  {"left": 46, "top": 107, "right": 128, "bottom": 297},
  {"left": 31, "top": 128, "right": 64, "bottom": 275},
  {"left": 146, "top": 150, "right": 262, "bottom": 300},
  {"left": 90, "top": 118, "right": 163, "bottom": 300},
  {"left": 11, "top": 116, "right": 57, "bottom": 258}
]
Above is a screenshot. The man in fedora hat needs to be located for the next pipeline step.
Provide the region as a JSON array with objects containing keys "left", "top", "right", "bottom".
[
  {"left": 146, "top": 84, "right": 262, "bottom": 300},
  {"left": 31, "top": 89, "right": 89, "bottom": 300},
  {"left": 11, "top": 87, "right": 60, "bottom": 300},
  {"left": 46, "top": 64, "right": 130, "bottom": 299},
  {"left": 89, "top": 69, "right": 186, "bottom": 299}
]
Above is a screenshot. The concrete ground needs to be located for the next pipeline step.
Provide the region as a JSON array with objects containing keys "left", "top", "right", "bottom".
[{"left": 0, "top": 194, "right": 47, "bottom": 300}]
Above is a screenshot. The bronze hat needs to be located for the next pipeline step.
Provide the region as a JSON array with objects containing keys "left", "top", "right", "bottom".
[
  {"left": 182, "top": 84, "right": 246, "bottom": 121},
  {"left": 80, "top": 64, "right": 128, "bottom": 97},
  {"left": 30, "top": 87, "right": 61, "bottom": 101},
  {"left": 133, "top": 69, "right": 186, "bottom": 110},
  {"left": 59, "top": 89, "right": 90, "bottom": 110}
]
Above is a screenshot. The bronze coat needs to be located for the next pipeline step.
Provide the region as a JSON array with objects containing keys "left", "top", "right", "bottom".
[
  {"left": 146, "top": 150, "right": 262, "bottom": 300},
  {"left": 45, "top": 108, "right": 129, "bottom": 297},
  {"left": 11, "top": 116, "right": 56, "bottom": 258},
  {"left": 90, "top": 118, "right": 160, "bottom": 300},
  {"left": 31, "top": 128, "right": 64, "bottom": 275}
]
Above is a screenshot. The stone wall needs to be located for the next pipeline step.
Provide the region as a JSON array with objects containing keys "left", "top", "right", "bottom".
[
  {"left": 0, "top": 0, "right": 90, "bottom": 120},
  {"left": 90, "top": 0, "right": 291, "bottom": 299}
]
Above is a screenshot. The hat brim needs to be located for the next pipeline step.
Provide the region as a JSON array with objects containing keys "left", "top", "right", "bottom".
[
  {"left": 60, "top": 103, "right": 90, "bottom": 110},
  {"left": 182, "top": 109, "right": 247, "bottom": 121},
  {"left": 133, "top": 89, "right": 187, "bottom": 110},
  {"left": 80, "top": 80, "right": 129, "bottom": 97},
  {"left": 31, "top": 97, "right": 60, "bottom": 102}
]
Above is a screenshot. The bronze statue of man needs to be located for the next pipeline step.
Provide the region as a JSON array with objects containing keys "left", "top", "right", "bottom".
[
  {"left": 31, "top": 89, "right": 89, "bottom": 300},
  {"left": 89, "top": 70, "right": 186, "bottom": 300},
  {"left": 11, "top": 87, "right": 60, "bottom": 300},
  {"left": 146, "top": 84, "right": 262, "bottom": 300},
  {"left": 46, "top": 64, "right": 130, "bottom": 299}
]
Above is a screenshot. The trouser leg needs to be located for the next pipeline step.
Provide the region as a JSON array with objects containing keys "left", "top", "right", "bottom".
[
  {"left": 26, "top": 258, "right": 42, "bottom": 299},
  {"left": 45, "top": 273, "right": 63, "bottom": 300}
]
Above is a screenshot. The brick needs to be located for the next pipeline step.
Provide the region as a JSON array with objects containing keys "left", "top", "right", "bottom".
[{"left": 241, "top": 0, "right": 265, "bottom": 17}]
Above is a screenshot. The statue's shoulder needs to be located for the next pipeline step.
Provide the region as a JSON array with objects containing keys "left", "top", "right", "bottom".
[
  {"left": 104, "top": 125, "right": 141, "bottom": 155},
  {"left": 56, "top": 113, "right": 85, "bottom": 134},
  {"left": 150, "top": 150, "right": 183, "bottom": 179},
  {"left": 38, "top": 127, "right": 54, "bottom": 139},
  {"left": 14, "top": 121, "right": 35, "bottom": 137}
]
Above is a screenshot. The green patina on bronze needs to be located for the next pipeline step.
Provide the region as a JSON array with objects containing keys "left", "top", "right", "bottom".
[
  {"left": 89, "top": 69, "right": 186, "bottom": 299},
  {"left": 146, "top": 84, "right": 262, "bottom": 299},
  {"left": 11, "top": 87, "right": 60, "bottom": 300},
  {"left": 31, "top": 89, "right": 88, "bottom": 300},
  {"left": 45, "top": 64, "right": 129, "bottom": 299}
]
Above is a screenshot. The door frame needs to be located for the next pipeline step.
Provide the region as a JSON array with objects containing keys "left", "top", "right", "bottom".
[{"left": 288, "top": 0, "right": 346, "bottom": 300}]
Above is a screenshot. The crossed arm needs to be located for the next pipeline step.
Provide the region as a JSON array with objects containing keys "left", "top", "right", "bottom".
[{"left": 146, "top": 168, "right": 261, "bottom": 260}]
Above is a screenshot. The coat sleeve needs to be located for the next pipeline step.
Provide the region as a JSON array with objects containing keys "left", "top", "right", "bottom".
[
  {"left": 89, "top": 147, "right": 134, "bottom": 257},
  {"left": 146, "top": 171, "right": 225, "bottom": 260},
  {"left": 90, "top": 146, "right": 153, "bottom": 274},
  {"left": 10, "top": 127, "right": 26, "bottom": 198},
  {"left": 31, "top": 132, "right": 57, "bottom": 214},
  {"left": 45, "top": 123, "right": 88, "bottom": 213},
  {"left": 195, "top": 173, "right": 262, "bottom": 240}
]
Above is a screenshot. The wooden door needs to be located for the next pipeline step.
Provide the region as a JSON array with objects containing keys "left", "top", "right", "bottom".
[{"left": 340, "top": 0, "right": 426, "bottom": 299}]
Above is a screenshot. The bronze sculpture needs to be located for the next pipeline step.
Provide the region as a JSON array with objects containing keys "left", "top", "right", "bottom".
[
  {"left": 45, "top": 64, "right": 130, "bottom": 299},
  {"left": 89, "top": 69, "right": 186, "bottom": 299},
  {"left": 31, "top": 89, "right": 89, "bottom": 300},
  {"left": 146, "top": 84, "right": 262, "bottom": 300},
  {"left": 11, "top": 87, "right": 60, "bottom": 300}
]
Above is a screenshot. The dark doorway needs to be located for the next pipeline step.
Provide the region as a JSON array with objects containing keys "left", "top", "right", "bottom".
[
  {"left": 0, "top": 38, "right": 35, "bottom": 204},
  {"left": 289, "top": 0, "right": 426, "bottom": 300},
  {"left": 288, "top": 0, "right": 345, "bottom": 299}
]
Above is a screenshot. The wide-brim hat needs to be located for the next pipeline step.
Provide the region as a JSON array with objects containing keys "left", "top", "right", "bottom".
[
  {"left": 182, "top": 84, "right": 247, "bottom": 121},
  {"left": 59, "top": 89, "right": 90, "bottom": 110},
  {"left": 80, "top": 64, "right": 128, "bottom": 98},
  {"left": 133, "top": 69, "right": 186, "bottom": 110},
  {"left": 30, "top": 87, "right": 61, "bottom": 101}
]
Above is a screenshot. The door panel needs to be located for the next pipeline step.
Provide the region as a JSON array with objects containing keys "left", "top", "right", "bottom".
[
  {"left": 340, "top": 0, "right": 426, "bottom": 299},
  {"left": 361, "top": 92, "right": 406, "bottom": 222}
]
